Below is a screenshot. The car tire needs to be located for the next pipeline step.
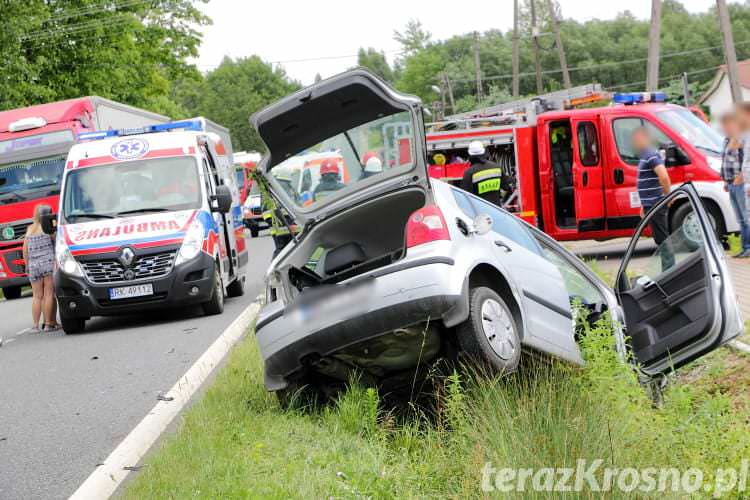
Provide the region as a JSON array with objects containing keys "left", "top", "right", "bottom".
[
  {"left": 457, "top": 286, "right": 521, "bottom": 374},
  {"left": 275, "top": 380, "right": 323, "bottom": 410},
  {"left": 226, "top": 275, "right": 245, "bottom": 298},
  {"left": 61, "top": 316, "right": 86, "bottom": 334},
  {"left": 202, "top": 264, "right": 225, "bottom": 316},
  {"left": 670, "top": 200, "right": 724, "bottom": 251},
  {"left": 2, "top": 286, "right": 22, "bottom": 300}
]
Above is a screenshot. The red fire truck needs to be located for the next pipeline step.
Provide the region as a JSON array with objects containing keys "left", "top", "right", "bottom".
[
  {"left": 426, "top": 85, "right": 736, "bottom": 243},
  {"left": 0, "top": 97, "right": 169, "bottom": 299}
]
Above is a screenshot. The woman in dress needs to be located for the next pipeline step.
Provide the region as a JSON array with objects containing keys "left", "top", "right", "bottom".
[{"left": 23, "top": 204, "right": 59, "bottom": 332}]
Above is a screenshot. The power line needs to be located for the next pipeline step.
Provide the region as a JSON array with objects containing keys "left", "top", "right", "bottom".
[{"left": 605, "top": 65, "right": 722, "bottom": 91}]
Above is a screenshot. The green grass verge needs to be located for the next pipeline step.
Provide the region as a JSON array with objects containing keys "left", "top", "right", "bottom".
[{"left": 125, "top": 312, "right": 750, "bottom": 498}]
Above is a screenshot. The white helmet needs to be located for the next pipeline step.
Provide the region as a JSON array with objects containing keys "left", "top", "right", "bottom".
[
  {"left": 364, "top": 156, "right": 383, "bottom": 173},
  {"left": 468, "top": 140, "right": 485, "bottom": 156}
]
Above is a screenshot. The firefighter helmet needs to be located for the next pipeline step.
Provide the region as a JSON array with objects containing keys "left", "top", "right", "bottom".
[
  {"left": 468, "top": 140, "right": 485, "bottom": 156},
  {"left": 320, "top": 159, "right": 340, "bottom": 176}
]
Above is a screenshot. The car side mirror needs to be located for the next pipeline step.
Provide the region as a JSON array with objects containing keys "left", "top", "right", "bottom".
[
  {"left": 212, "top": 185, "right": 233, "bottom": 213},
  {"left": 661, "top": 144, "right": 690, "bottom": 167},
  {"left": 41, "top": 213, "right": 57, "bottom": 235},
  {"left": 473, "top": 214, "right": 493, "bottom": 236}
]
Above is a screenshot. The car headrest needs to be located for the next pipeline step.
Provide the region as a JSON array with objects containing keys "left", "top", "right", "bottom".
[{"left": 324, "top": 242, "right": 366, "bottom": 275}]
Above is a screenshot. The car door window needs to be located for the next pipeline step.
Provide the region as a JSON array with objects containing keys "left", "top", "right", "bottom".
[
  {"left": 468, "top": 196, "right": 542, "bottom": 256},
  {"left": 537, "top": 239, "right": 605, "bottom": 308},
  {"left": 451, "top": 188, "right": 476, "bottom": 218},
  {"left": 577, "top": 121, "right": 600, "bottom": 166},
  {"left": 613, "top": 118, "right": 672, "bottom": 166}
]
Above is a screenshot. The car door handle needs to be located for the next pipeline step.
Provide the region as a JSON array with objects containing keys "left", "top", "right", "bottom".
[{"left": 494, "top": 240, "right": 512, "bottom": 252}]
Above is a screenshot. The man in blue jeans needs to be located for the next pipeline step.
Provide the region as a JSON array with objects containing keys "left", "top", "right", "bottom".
[{"left": 720, "top": 112, "right": 749, "bottom": 258}]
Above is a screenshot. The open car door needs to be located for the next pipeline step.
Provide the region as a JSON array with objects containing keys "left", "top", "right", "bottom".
[{"left": 614, "top": 184, "right": 742, "bottom": 377}]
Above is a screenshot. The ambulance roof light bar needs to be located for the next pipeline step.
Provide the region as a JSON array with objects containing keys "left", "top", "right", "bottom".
[
  {"left": 612, "top": 92, "right": 667, "bottom": 105},
  {"left": 77, "top": 118, "right": 206, "bottom": 142}
]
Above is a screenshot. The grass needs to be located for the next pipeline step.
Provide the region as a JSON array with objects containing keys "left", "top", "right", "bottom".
[{"left": 125, "top": 311, "right": 750, "bottom": 499}]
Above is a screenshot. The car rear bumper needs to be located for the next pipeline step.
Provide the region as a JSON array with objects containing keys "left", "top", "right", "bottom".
[
  {"left": 255, "top": 258, "right": 462, "bottom": 390},
  {"left": 0, "top": 277, "right": 29, "bottom": 289},
  {"left": 55, "top": 252, "right": 216, "bottom": 319}
]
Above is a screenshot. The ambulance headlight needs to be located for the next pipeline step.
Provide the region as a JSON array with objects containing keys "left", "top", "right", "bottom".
[
  {"left": 56, "top": 238, "right": 83, "bottom": 277},
  {"left": 175, "top": 220, "right": 205, "bottom": 266}
]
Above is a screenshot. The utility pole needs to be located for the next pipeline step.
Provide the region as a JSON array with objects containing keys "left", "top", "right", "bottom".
[
  {"left": 444, "top": 74, "right": 456, "bottom": 112},
  {"left": 473, "top": 31, "right": 483, "bottom": 100},
  {"left": 717, "top": 0, "right": 743, "bottom": 103},
  {"left": 546, "top": 0, "right": 571, "bottom": 89},
  {"left": 681, "top": 72, "right": 690, "bottom": 107},
  {"left": 530, "top": 0, "right": 543, "bottom": 94},
  {"left": 646, "top": 0, "right": 662, "bottom": 92},
  {"left": 512, "top": 0, "right": 520, "bottom": 98}
]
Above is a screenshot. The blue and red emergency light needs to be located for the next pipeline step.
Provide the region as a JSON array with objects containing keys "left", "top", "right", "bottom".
[
  {"left": 78, "top": 119, "right": 205, "bottom": 142},
  {"left": 612, "top": 92, "right": 667, "bottom": 105}
]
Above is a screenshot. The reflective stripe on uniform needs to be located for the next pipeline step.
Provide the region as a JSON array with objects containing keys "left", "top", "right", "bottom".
[{"left": 471, "top": 168, "right": 502, "bottom": 183}]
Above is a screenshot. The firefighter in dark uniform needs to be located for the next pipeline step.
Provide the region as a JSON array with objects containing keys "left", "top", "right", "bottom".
[
  {"left": 460, "top": 140, "right": 509, "bottom": 206},
  {"left": 249, "top": 167, "right": 297, "bottom": 258}
]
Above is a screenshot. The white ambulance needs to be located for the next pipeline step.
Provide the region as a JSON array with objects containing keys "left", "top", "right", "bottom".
[{"left": 47, "top": 119, "right": 248, "bottom": 333}]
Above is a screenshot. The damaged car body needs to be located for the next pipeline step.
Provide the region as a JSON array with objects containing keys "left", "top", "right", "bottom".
[{"left": 250, "top": 69, "right": 743, "bottom": 401}]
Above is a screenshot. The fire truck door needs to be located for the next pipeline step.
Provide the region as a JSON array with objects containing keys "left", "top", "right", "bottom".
[{"left": 571, "top": 119, "right": 606, "bottom": 232}]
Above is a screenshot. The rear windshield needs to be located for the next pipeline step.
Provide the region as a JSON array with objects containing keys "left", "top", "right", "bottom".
[
  {"left": 62, "top": 157, "right": 201, "bottom": 222},
  {"left": 270, "top": 110, "right": 415, "bottom": 208}
]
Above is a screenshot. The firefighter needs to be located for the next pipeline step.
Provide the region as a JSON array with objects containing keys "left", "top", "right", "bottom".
[
  {"left": 250, "top": 168, "right": 297, "bottom": 257},
  {"left": 314, "top": 159, "right": 345, "bottom": 200},
  {"left": 361, "top": 156, "right": 383, "bottom": 179},
  {"left": 460, "top": 140, "right": 508, "bottom": 205}
]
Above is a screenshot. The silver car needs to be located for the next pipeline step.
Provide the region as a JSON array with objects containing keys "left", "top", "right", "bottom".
[{"left": 250, "top": 69, "right": 742, "bottom": 400}]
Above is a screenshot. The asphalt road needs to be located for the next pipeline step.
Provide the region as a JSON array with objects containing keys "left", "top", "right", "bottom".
[{"left": 0, "top": 234, "right": 273, "bottom": 500}]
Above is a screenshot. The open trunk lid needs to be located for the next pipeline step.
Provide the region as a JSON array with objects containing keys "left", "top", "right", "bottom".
[{"left": 250, "top": 69, "right": 430, "bottom": 228}]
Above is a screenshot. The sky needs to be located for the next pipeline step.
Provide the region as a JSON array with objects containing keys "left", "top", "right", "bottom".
[{"left": 195, "top": 0, "right": 732, "bottom": 85}]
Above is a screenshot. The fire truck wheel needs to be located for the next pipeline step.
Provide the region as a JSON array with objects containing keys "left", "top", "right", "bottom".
[
  {"left": 2, "top": 286, "right": 22, "bottom": 300},
  {"left": 457, "top": 286, "right": 521, "bottom": 375},
  {"left": 61, "top": 316, "right": 86, "bottom": 334},
  {"left": 202, "top": 264, "right": 225, "bottom": 316},
  {"left": 670, "top": 200, "right": 724, "bottom": 251},
  {"left": 226, "top": 275, "right": 245, "bottom": 298}
]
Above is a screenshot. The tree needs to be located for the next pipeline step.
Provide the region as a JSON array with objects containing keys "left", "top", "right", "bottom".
[
  {"left": 356, "top": 48, "right": 394, "bottom": 82},
  {"left": 179, "top": 56, "right": 300, "bottom": 152},
  {"left": 0, "top": 0, "right": 211, "bottom": 114},
  {"left": 393, "top": 20, "right": 432, "bottom": 56}
]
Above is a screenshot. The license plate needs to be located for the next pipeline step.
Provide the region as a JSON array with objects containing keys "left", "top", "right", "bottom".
[{"left": 108, "top": 283, "right": 154, "bottom": 300}]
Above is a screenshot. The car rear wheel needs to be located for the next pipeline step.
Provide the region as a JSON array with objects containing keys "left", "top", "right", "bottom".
[
  {"left": 2, "top": 286, "right": 22, "bottom": 300},
  {"left": 61, "top": 316, "right": 86, "bottom": 334},
  {"left": 457, "top": 286, "right": 521, "bottom": 374},
  {"left": 275, "top": 380, "right": 323, "bottom": 410},
  {"left": 202, "top": 264, "right": 225, "bottom": 316}
]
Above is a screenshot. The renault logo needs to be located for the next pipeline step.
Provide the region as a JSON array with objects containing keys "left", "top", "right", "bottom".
[{"left": 119, "top": 247, "right": 136, "bottom": 268}]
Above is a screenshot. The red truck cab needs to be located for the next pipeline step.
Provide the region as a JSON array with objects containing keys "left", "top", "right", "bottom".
[
  {"left": 426, "top": 88, "right": 735, "bottom": 244},
  {"left": 0, "top": 98, "right": 168, "bottom": 299}
]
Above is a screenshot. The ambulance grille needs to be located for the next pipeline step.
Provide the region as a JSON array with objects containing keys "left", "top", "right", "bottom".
[{"left": 82, "top": 251, "right": 176, "bottom": 284}]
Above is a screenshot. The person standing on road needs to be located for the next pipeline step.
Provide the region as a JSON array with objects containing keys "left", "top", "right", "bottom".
[
  {"left": 719, "top": 112, "right": 749, "bottom": 258},
  {"left": 632, "top": 127, "right": 675, "bottom": 271},
  {"left": 23, "top": 204, "right": 59, "bottom": 332},
  {"left": 460, "top": 140, "right": 509, "bottom": 206}
]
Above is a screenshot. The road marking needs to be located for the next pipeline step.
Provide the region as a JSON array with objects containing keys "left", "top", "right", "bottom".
[{"left": 70, "top": 301, "right": 261, "bottom": 500}]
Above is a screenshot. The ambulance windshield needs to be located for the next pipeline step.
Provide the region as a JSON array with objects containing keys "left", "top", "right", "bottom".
[{"left": 62, "top": 157, "right": 201, "bottom": 222}]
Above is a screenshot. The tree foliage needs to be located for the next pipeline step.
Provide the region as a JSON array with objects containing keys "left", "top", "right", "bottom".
[{"left": 355, "top": 48, "right": 394, "bottom": 82}]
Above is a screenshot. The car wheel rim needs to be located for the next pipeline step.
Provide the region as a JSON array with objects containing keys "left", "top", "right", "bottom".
[
  {"left": 480, "top": 298, "right": 516, "bottom": 360},
  {"left": 682, "top": 212, "right": 713, "bottom": 244}
]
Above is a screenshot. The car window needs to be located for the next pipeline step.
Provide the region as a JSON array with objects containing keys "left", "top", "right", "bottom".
[
  {"left": 613, "top": 117, "right": 672, "bottom": 166},
  {"left": 577, "top": 121, "right": 600, "bottom": 166},
  {"left": 468, "top": 196, "right": 542, "bottom": 255},
  {"left": 537, "top": 240, "right": 605, "bottom": 307},
  {"left": 451, "top": 188, "right": 476, "bottom": 217}
]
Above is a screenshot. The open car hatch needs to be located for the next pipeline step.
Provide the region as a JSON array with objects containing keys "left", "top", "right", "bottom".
[
  {"left": 250, "top": 69, "right": 430, "bottom": 228},
  {"left": 614, "top": 183, "right": 742, "bottom": 377}
]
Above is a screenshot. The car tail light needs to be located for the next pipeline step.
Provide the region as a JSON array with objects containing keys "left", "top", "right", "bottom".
[{"left": 406, "top": 205, "right": 451, "bottom": 248}]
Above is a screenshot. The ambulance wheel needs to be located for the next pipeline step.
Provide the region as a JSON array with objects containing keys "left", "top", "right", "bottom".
[
  {"left": 2, "top": 286, "right": 22, "bottom": 300},
  {"left": 226, "top": 275, "right": 245, "bottom": 298},
  {"left": 61, "top": 316, "right": 86, "bottom": 334},
  {"left": 202, "top": 265, "right": 225, "bottom": 316},
  {"left": 457, "top": 287, "right": 521, "bottom": 375}
]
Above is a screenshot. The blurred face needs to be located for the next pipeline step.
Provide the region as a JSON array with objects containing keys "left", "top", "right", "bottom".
[{"left": 631, "top": 129, "right": 652, "bottom": 152}]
